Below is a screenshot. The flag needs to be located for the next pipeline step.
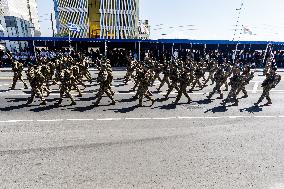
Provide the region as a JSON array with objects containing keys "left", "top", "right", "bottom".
[
  {"left": 67, "top": 23, "right": 80, "bottom": 32},
  {"left": 243, "top": 26, "right": 253, "bottom": 35}
]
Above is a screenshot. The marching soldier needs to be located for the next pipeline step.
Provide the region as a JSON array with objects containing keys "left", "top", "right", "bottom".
[
  {"left": 94, "top": 63, "right": 116, "bottom": 106},
  {"left": 207, "top": 65, "right": 227, "bottom": 100},
  {"left": 11, "top": 59, "right": 28, "bottom": 90},
  {"left": 26, "top": 66, "right": 47, "bottom": 105},
  {"left": 255, "top": 67, "right": 281, "bottom": 106},
  {"left": 173, "top": 68, "right": 192, "bottom": 104},
  {"left": 222, "top": 68, "right": 242, "bottom": 106}
]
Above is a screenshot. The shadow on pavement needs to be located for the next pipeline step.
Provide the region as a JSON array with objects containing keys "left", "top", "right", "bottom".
[
  {"left": 0, "top": 103, "right": 29, "bottom": 111},
  {"left": 30, "top": 103, "right": 61, "bottom": 112},
  {"left": 196, "top": 98, "right": 213, "bottom": 105},
  {"left": 240, "top": 105, "right": 264, "bottom": 113},
  {"left": 204, "top": 105, "right": 228, "bottom": 113},
  {"left": 109, "top": 105, "right": 139, "bottom": 113}
]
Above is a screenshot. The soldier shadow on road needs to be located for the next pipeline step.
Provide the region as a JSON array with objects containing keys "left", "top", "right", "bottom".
[
  {"left": 204, "top": 105, "right": 228, "bottom": 113},
  {"left": 108, "top": 105, "right": 139, "bottom": 113},
  {"left": 0, "top": 103, "right": 29, "bottom": 111},
  {"left": 29, "top": 103, "right": 63, "bottom": 112},
  {"left": 240, "top": 105, "right": 264, "bottom": 114}
]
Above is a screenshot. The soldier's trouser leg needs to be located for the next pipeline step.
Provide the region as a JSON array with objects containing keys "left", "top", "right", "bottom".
[
  {"left": 265, "top": 91, "right": 272, "bottom": 104},
  {"left": 27, "top": 90, "right": 36, "bottom": 104},
  {"left": 66, "top": 90, "right": 75, "bottom": 104},
  {"left": 94, "top": 89, "right": 104, "bottom": 105},
  {"left": 106, "top": 90, "right": 115, "bottom": 104},
  {"left": 256, "top": 89, "right": 268, "bottom": 105},
  {"left": 11, "top": 74, "right": 19, "bottom": 89},
  {"left": 17, "top": 73, "right": 28, "bottom": 89},
  {"left": 183, "top": 88, "right": 192, "bottom": 102},
  {"left": 190, "top": 80, "right": 197, "bottom": 90},
  {"left": 164, "top": 85, "right": 174, "bottom": 99},
  {"left": 157, "top": 78, "right": 166, "bottom": 91},
  {"left": 138, "top": 93, "right": 143, "bottom": 106},
  {"left": 144, "top": 92, "right": 155, "bottom": 106},
  {"left": 174, "top": 91, "right": 182, "bottom": 104}
]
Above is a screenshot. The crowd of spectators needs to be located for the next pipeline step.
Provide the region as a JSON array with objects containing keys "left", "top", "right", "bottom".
[{"left": 1, "top": 46, "right": 284, "bottom": 68}]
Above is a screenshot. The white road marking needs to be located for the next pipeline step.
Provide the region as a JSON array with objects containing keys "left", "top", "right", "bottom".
[
  {"left": 97, "top": 118, "right": 122, "bottom": 121},
  {"left": 253, "top": 116, "right": 277, "bottom": 118},
  {"left": 152, "top": 117, "right": 177, "bottom": 120},
  {"left": 229, "top": 116, "right": 251, "bottom": 119},
  {"left": 66, "top": 119, "right": 94, "bottom": 121},
  {"left": 0, "top": 120, "right": 33, "bottom": 123},
  {"left": 3, "top": 84, "right": 9, "bottom": 86},
  {"left": 37, "top": 119, "right": 63, "bottom": 122},
  {"left": 125, "top": 118, "right": 152, "bottom": 120},
  {"left": 252, "top": 82, "right": 259, "bottom": 94}
]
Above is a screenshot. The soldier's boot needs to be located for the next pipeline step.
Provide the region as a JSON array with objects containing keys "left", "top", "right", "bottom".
[
  {"left": 232, "top": 100, "right": 238, "bottom": 106},
  {"left": 265, "top": 98, "right": 272, "bottom": 106},
  {"left": 217, "top": 93, "right": 223, "bottom": 99},
  {"left": 24, "top": 83, "right": 29, "bottom": 89},
  {"left": 26, "top": 98, "right": 33, "bottom": 105},
  {"left": 254, "top": 99, "right": 261, "bottom": 106},
  {"left": 57, "top": 98, "right": 63, "bottom": 105},
  {"left": 207, "top": 92, "right": 213, "bottom": 99},
  {"left": 242, "top": 93, "right": 249, "bottom": 98},
  {"left": 40, "top": 100, "right": 47, "bottom": 106},
  {"left": 70, "top": 101, "right": 77, "bottom": 105}
]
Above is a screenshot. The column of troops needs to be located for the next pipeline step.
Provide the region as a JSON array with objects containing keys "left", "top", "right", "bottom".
[{"left": 3, "top": 50, "right": 282, "bottom": 107}]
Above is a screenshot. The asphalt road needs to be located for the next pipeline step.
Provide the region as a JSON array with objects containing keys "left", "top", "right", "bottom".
[{"left": 0, "top": 69, "right": 284, "bottom": 189}]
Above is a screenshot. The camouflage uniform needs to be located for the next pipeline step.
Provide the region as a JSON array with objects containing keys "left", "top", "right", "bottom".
[
  {"left": 11, "top": 60, "right": 28, "bottom": 90},
  {"left": 57, "top": 69, "right": 76, "bottom": 106},
  {"left": 26, "top": 66, "right": 47, "bottom": 105},
  {"left": 207, "top": 66, "right": 227, "bottom": 99},
  {"left": 174, "top": 69, "right": 192, "bottom": 104},
  {"left": 134, "top": 67, "right": 155, "bottom": 107},
  {"left": 222, "top": 68, "right": 242, "bottom": 106},
  {"left": 94, "top": 64, "right": 115, "bottom": 106},
  {"left": 255, "top": 68, "right": 281, "bottom": 106}
]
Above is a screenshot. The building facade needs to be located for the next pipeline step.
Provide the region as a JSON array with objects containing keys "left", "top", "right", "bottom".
[
  {"left": 0, "top": 0, "right": 40, "bottom": 51},
  {"left": 0, "top": 16, "right": 34, "bottom": 52},
  {"left": 0, "top": 0, "right": 40, "bottom": 36},
  {"left": 54, "top": 0, "right": 140, "bottom": 39}
]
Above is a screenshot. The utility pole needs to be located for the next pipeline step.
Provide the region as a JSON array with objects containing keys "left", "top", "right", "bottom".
[{"left": 51, "top": 13, "right": 55, "bottom": 37}]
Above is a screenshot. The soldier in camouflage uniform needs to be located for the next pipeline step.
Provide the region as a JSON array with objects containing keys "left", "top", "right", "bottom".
[
  {"left": 94, "top": 63, "right": 116, "bottom": 106},
  {"left": 163, "top": 63, "right": 180, "bottom": 100},
  {"left": 207, "top": 65, "right": 227, "bottom": 99},
  {"left": 221, "top": 68, "right": 243, "bottom": 106},
  {"left": 11, "top": 59, "right": 28, "bottom": 90},
  {"left": 157, "top": 61, "right": 171, "bottom": 92},
  {"left": 173, "top": 68, "right": 192, "bottom": 104},
  {"left": 237, "top": 65, "right": 254, "bottom": 98},
  {"left": 132, "top": 65, "right": 155, "bottom": 107},
  {"left": 255, "top": 67, "right": 281, "bottom": 106},
  {"left": 26, "top": 66, "right": 47, "bottom": 105},
  {"left": 57, "top": 68, "right": 77, "bottom": 106}
]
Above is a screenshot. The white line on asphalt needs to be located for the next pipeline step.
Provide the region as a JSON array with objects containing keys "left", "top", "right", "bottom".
[
  {"left": 37, "top": 119, "right": 63, "bottom": 122},
  {"left": 125, "top": 118, "right": 152, "bottom": 120},
  {"left": 252, "top": 82, "right": 259, "bottom": 94},
  {"left": 228, "top": 116, "right": 252, "bottom": 119},
  {"left": 152, "top": 117, "right": 177, "bottom": 120},
  {"left": 253, "top": 116, "right": 277, "bottom": 118},
  {"left": 3, "top": 84, "right": 9, "bottom": 86},
  {"left": 66, "top": 119, "right": 94, "bottom": 121},
  {"left": 178, "top": 116, "right": 220, "bottom": 119},
  {"left": 97, "top": 118, "right": 122, "bottom": 121},
  {"left": 0, "top": 120, "right": 33, "bottom": 123}
]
